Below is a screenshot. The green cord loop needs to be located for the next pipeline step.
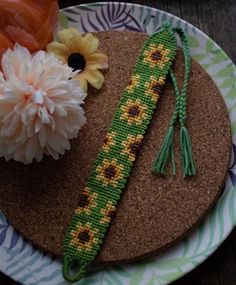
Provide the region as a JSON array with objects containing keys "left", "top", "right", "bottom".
[{"left": 62, "top": 257, "right": 88, "bottom": 283}]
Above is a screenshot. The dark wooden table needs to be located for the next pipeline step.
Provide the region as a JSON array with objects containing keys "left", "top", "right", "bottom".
[{"left": 1, "top": 1, "right": 236, "bottom": 284}]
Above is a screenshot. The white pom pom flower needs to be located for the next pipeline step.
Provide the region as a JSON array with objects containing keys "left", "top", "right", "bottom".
[{"left": 0, "top": 44, "right": 86, "bottom": 164}]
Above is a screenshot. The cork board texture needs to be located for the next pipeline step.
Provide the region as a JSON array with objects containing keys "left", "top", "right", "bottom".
[{"left": 0, "top": 30, "right": 231, "bottom": 264}]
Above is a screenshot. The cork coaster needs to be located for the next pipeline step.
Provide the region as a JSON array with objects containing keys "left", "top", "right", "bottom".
[{"left": 0, "top": 30, "right": 231, "bottom": 264}]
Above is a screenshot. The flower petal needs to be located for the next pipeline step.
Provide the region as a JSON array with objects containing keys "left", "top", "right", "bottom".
[
  {"left": 81, "top": 33, "right": 99, "bottom": 55},
  {"left": 25, "top": 135, "right": 38, "bottom": 163},
  {"left": 47, "top": 42, "right": 69, "bottom": 62},
  {"left": 0, "top": 44, "right": 86, "bottom": 164},
  {"left": 86, "top": 53, "right": 109, "bottom": 70},
  {"left": 74, "top": 75, "right": 88, "bottom": 92},
  {"left": 83, "top": 69, "right": 104, "bottom": 89},
  {"left": 58, "top": 28, "right": 83, "bottom": 52}
]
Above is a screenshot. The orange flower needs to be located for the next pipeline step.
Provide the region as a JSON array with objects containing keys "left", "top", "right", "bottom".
[{"left": 0, "top": 0, "right": 58, "bottom": 58}]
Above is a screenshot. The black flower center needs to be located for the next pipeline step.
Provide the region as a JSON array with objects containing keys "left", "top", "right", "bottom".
[
  {"left": 68, "top": 53, "right": 86, "bottom": 71},
  {"left": 78, "top": 230, "right": 90, "bottom": 243},
  {"left": 104, "top": 166, "right": 116, "bottom": 179},
  {"left": 152, "top": 83, "right": 163, "bottom": 94},
  {"left": 128, "top": 106, "right": 140, "bottom": 117},
  {"left": 130, "top": 142, "right": 141, "bottom": 154},
  {"left": 151, "top": 51, "right": 161, "bottom": 61},
  {"left": 77, "top": 194, "right": 89, "bottom": 207}
]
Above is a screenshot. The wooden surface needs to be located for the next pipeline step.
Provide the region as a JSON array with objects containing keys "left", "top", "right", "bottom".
[{"left": 1, "top": 1, "right": 236, "bottom": 285}]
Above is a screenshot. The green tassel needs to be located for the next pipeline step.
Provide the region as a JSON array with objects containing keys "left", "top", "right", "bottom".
[
  {"left": 152, "top": 126, "right": 176, "bottom": 175},
  {"left": 179, "top": 126, "right": 196, "bottom": 177},
  {"left": 151, "top": 27, "right": 196, "bottom": 177}
]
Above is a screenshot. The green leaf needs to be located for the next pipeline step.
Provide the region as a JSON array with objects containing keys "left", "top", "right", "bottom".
[
  {"left": 128, "top": 264, "right": 146, "bottom": 285},
  {"left": 59, "top": 12, "right": 69, "bottom": 29},
  {"left": 146, "top": 275, "right": 155, "bottom": 285},
  {"left": 215, "top": 64, "right": 235, "bottom": 78},
  {"left": 188, "top": 36, "right": 199, "bottom": 48},
  {"left": 229, "top": 102, "right": 236, "bottom": 113},
  {"left": 219, "top": 77, "right": 236, "bottom": 88},
  {"left": 114, "top": 265, "right": 132, "bottom": 278},
  {"left": 202, "top": 63, "right": 212, "bottom": 70},
  {"left": 155, "top": 257, "right": 191, "bottom": 269},
  {"left": 159, "top": 272, "right": 184, "bottom": 282},
  {"left": 104, "top": 269, "right": 125, "bottom": 285},
  {"left": 231, "top": 122, "right": 236, "bottom": 134},
  {"left": 205, "top": 39, "right": 215, "bottom": 52},
  {"left": 211, "top": 52, "right": 228, "bottom": 64},
  {"left": 192, "top": 53, "right": 207, "bottom": 61},
  {"left": 226, "top": 88, "right": 236, "bottom": 99}
]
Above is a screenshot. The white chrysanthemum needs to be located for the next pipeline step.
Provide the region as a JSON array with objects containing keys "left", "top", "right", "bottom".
[{"left": 0, "top": 44, "right": 86, "bottom": 164}]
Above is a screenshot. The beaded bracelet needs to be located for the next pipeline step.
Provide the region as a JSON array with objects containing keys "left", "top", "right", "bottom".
[{"left": 63, "top": 24, "right": 194, "bottom": 282}]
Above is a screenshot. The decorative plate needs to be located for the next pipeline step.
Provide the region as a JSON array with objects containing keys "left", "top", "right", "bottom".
[{"left": 1, "top": 2, "right": 236, "bottom": 285}]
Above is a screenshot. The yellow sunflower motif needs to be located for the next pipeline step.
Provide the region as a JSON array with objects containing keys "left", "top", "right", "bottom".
[
  {"left": 120, "top": 99, "right": 148, "bottom": 125},
  {"left": 70, "top": 222, "right": 99, "bottom": 252},
  {"left": 100, "top": 201, "right": 116, "bottom": 224},
  {"left": 96, "top": 158, "right": 124, "bottom": 187},
  {"left": 126, "top": 74, "right": 140, "bottom": 93},
  {"left": 121, "top": 134, "right": 143, "bottom": 161},
  {"left": 75, "top": 187, "right": 98, "bottom": 215},
  {"left": 144, "top": 75, "right": 166, "bottom": 101},
  {"left": 143, "top": 43, "right": 171, "bottom": 69},
  {"left": 47, "top": 28, "right": 108, "bottom": 91},
  {"left": 102, "top": 131, "right": 116, "bottom": 152}
]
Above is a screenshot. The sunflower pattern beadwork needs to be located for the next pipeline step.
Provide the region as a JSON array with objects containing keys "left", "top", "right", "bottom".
[
  {"left": 121, "top": 134, "right": 144, "bottom": 162},
  {"left": 70, "top": 222, "right": 99, "bottom": 252},
  {"left": 127, "top": 74, "right": 140, "bottom": 93},
  {"left": 143, "top": 43, "right": 171, "bottom": 69},
  {"left": 96, "top": 158, "right": 124, "bottom": 187},
  {"left": 102, "top": 131, "right": 116, "bottom": 152},
  {"left": 63, "top": 24, "right": 177, "bottom": 282},
  {"left": 120, "top": 99, "right": 148, "bottom": 125},
  {"left": 100, "top": 201, "right": 116, "bottom": 224},
  {"left": 75, "top": 187, "right": 98, "bottom": 215},
  {"left": 145, "top": 75, "right": 166, "bottom": 101}
]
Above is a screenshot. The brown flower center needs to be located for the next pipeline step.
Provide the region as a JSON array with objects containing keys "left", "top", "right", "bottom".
[
  {"left": 128, "top": 106, "right": 140, "bottom": 117},
  {"left": 78, "top": 230, "right": 90, "bottom": 244},
  {"left": 152, "top": 83, "right": 163, "bottom": 94},
  {"left": 77, "top": 194, "right": 89, "bottom": 207},
  {"left": 128, "top": 79, "right": 133, "bottom": 86},
  {"left": 68, "top": 53, "right": 86, "bottom": 71},
  {"left": 104, "top": 166, "right": 116, "bottom": 179},
  {"left": 103, "top": 137, "right": 109, "bottom": 145},
  {"left": 107, "top": 209, "right": 115, "bottom": 218},
  {"left": 130, "top": 142, "right": 141, "bottom": 154},
  {"left": 151, "top": 51, "right": 161, "bottom": 61}
]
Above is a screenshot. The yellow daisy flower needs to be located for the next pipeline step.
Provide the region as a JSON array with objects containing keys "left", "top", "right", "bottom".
[
  {"left": 70, "top": 222, "right": 99, "bottom": 252},
  {"left": 96, "top": 158, "right": 124, "bottom": 187},
  {"left": 143, "top": 43, "right": 171, "bottom": 69},
  {"left": 100, "top": 201, "right": 116, "bottom": 224},
  {"left": 47, "top": 28, "right": 108, "bottom": 91},
  {"left": 121, "top": 134, "right": 143, "bottom": 161},
  {"left": 120, "top": 99, "right": 148, "bottom": 125},
  {"left": 144, "top": 75, "right": 166, "bottom": 101},
  {"left": 75, "top": 187, "right": 98, "bottom": 215}
]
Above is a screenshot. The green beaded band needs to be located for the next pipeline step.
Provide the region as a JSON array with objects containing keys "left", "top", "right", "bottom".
[{"left": 63, "top": 24, "right": 177, "bottom": 282}]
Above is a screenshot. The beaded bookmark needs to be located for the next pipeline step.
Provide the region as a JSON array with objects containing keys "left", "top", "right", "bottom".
[{"left": 63, "top": 24, "right": 194, "bottom": 282}]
